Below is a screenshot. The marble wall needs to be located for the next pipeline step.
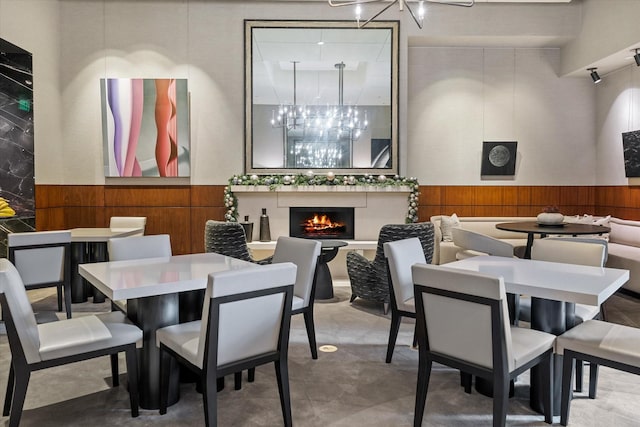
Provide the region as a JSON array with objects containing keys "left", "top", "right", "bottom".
[{"left": 0, "top": 38, "right": 34, "bottom": 217}]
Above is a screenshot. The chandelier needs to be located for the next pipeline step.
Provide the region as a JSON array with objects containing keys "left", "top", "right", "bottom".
[
  {"left": 328, "top": 0, "right": 475, "bottom": 29},
  {"left": 270, "top": 61, "right": 368, "bottom": 142}
]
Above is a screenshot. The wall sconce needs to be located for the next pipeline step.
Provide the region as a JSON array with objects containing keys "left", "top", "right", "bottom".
[
  {"left": 634, "top": 49, "right": 640, "bottom": 67},
  {"left": 587, "top": 68, "right": 601, "bottom": 84}
]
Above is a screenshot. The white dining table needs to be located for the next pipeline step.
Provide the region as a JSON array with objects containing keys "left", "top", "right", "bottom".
[
  {"left": 444, "top": 255, "right": 629, "bottom": 415},
  {"left": 79, "top": 252, "right": 258, "bottom": 410}
]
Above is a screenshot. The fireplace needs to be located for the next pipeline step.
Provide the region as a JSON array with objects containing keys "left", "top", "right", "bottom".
[{"left": 289, "top": 207, "right": 354, "bottom": 240}]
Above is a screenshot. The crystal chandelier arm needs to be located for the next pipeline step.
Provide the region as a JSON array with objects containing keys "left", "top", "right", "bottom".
[
  {"left": 328, "top": 0, "right": 474, "bottom": 7},
  {"left": 358, "top": 0, "right": 399, "bottom": 28},
  {"left": 403, "top": 1, "right": 423, "bottom": 29}
]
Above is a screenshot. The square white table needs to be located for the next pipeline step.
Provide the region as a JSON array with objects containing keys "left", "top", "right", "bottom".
[
  {"left": 445, "top": 255, "right": 629, "bottom": 415},
  {"left": 79, "top": 252, "right": 258, "bottom": 409},
  {"left": 70, "top": 227, "right": 144, "bottom": 303}
]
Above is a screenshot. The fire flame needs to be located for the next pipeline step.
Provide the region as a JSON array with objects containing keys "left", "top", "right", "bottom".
[{"left": 303, "top": 214, "right": 345, "bottom": 233}]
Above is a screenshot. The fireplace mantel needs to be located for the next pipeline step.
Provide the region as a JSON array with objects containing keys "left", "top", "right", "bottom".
[{"left": 230, "top": 185, "right": 413, "bottom": 193}]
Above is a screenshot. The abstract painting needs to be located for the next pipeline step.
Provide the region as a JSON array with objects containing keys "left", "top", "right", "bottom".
[
  {"left": 100, "top": 78, "right": 190, "bottom": 177},
  {"left": 481, "top": 141, "right": 517, "bottom": 176},
  {"left": 622, "top": 130, "right": 640, "bottom": 177}
]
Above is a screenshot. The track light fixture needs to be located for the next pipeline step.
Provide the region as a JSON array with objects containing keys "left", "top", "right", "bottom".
[
  {"left": 634, "top": 49, "right": 640, "bottom": 67},
  {"left": 587, "top": 68, "right": 601, "bottom": 84}
]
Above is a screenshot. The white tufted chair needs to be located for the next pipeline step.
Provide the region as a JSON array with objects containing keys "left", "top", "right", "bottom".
[
  {"left": 383, "top": 237, "right": 425, "bottom": 363},
  {"left": 0, "top": 258, "right": 142, "bottom": 427},
  {"left": 8, "top": 230, "right": 73, "bottom": 319},
  {"left": 412, "top": 263, "right": 555, "bottom": 427},
  {"left": 156, "top": 263, "right": 297, "bottom": 426}
]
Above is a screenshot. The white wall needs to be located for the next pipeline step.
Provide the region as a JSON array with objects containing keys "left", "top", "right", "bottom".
[
  {"left": 1, "top": 0, "right": 604, "bottom": 186},
  {"left": 407, "top": 47, "right": 596, "bottom": 184},
  {"left": 595, "top": 64, "right": 640, "bottom": 185}
]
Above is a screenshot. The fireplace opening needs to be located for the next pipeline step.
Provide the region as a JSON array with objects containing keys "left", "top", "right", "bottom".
[{"left": 289, "top": 207, "right": 354, "bottom": 240}]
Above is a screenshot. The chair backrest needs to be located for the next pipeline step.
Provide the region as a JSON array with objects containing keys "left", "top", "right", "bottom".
[
  {"left": 8, "top": 230, "right": 71, "bottom": 287},
  {"left": 271, "top": 236, "right": 321, "bottom": 307},
  {"left": 451, "top": 228, "right": 514, "bottom": 258},
  {"left": 412, "top": 263, "right": 514, "bottom": 372},
  {"left": 531, "top": 238, "right": 606, "bottom": 267},
  {"left": 109, "top": 216, "right": 146, "bottom": 236},
  {"left": 384, "top": 237, "right": 426, "bottom": 311},
  {"left": 204, "top": 220, "right": 253, "bottom": 262},
  {"left": 108, "top": 234, "right": 172, "bottom": 261},
  {"left": 198, "top": 262, "right": 297, "bottom": 369},
  {"left": 0, "top": 259, "right": 42, "bottom": 364},
  {"left": 372, "top": 222, "right": 436, "bottom": 290}
]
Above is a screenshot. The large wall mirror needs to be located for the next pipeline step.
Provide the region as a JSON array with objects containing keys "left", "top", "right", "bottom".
[{"left": 245, "top": 20, "right": 399, "bottom": 175}]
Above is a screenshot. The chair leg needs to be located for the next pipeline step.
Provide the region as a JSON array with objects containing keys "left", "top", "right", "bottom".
[
  {"left": 203, "top": 372, "right": 218, "bottom": 427},
  {"left": 349, "top": 294, "right": 357, "bottom": 303},
  {"left": 561, "top": 352, "right": 575, "bottom": 426},
  {"left": 412, "top": 324, "right": 418, "bottom": 349},
  {"left": 541, "top": 354, "right": 553, "bottom": 424},
  {"left": 234, "top": 371, "right": 242, "bottom": 390},
  {"left": 275, "top": 359, "right": 293, "bottom": 427},
  {"left": 303, "top": 309, "right": 318, "bottom": 360},
  {"left": 414, "top": 356, "right": 432, "bottom": 427},
  {"left": 110, "top": 353, "right": 119, "bottom": 387},
  {"left": 460, "top": 371, "right": 472, "bottom": 394},
  {"left": 589, "top": 363, "right": 599, "bottom": 399},
  {"left": 125, "top": 347, "right": 139, "bottom": 418},
  {"left": 248, "top": 368, "right": 255, "bottom": 382},
  {"left": 575, "top": 359, "right": 583, "bottom": 392},
  {"left": 159, "top": 348, "right": 171, "bottom": 415},
  {"left": 8, "top": 368, "right": 29, "bottom": 427},
  {"left": 383, "top": 302, "right": 389, "bottom": 315},
  {"left": 63, "top": 281, "right": 72, "bottom": 319},
  {"left": 3, "top": 363, "right": 14, "bottom": 416},
  {"left": 57, "top": 284, "right": 63, "bottom": 312},
  {"left": 493, "top": 375, "right": 509, "bottom": 427},
  {"left": 385, "top": 312, "right": 401, "bottom": 363}
]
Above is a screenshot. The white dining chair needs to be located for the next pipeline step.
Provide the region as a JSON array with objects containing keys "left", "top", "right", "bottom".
[
  {"left": 109, "top": 216, "right": 146, "bottom": 236},
  {"left": 525, "top": 237, "right": 607, "bottom": 394},
  {"left": 7, "top": 230, "right": 73, "bottom": 319},
  {"left": 383, "top": 237, "right": 425, "bottom": 363},
  {"left": 0, "top": 258, "right": 142, "bottom": 427},
  {"left": 451, "top": 227, "right": 515, "bottom": 259},
  {"left": 156, "top": 263, "right": 297, "bottom": 426},
  {"left": 107, "top": 234, "right": 172, "bottom": 315},
  {"left": 557, "top": 319, "right": 640, "bottom": 426},
  {"left": 271, "top": 236, "right": 322, "bottom": 359},
  {"left": 412, "top": 263, "right": 555, "bottom": 427}
]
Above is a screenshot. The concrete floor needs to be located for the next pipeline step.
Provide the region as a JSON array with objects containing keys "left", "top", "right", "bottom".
[{"left": 1, "top": 283, "right": 639, "bottom": 426}]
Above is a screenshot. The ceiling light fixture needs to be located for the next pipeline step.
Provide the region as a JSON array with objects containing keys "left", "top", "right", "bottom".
[
  {"left": 587, "top": 67, "right": 601, "bottom": 84},
  {"left": 328, "top": 0, "right": 474, "bottom": 29}
]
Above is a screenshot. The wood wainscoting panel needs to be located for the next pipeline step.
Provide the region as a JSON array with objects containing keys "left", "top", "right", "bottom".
[
  {"left": 191, "top": 185, "right": 225, "bottom": 207},
  {"left": 104, "top": 185, "right": 191, "bottom": 207}
]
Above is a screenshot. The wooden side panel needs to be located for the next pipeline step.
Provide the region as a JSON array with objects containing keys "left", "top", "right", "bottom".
[
  {"left": 190, "top": 207, "right": 227, "bottom": 253},
  {"left": 191, "top": 185, "right": 225, "bottom": 207},
  {"left": 104, "top": 186, "right": 190, "bottom": 207}
]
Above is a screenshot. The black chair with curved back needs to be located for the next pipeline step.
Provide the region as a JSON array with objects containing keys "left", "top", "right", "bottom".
[
  {"left": 346, "top": 222, "right": 435, "bottom": 314},
  {"left": 204, "top": 220, "right": 271, "bottom": 265}
]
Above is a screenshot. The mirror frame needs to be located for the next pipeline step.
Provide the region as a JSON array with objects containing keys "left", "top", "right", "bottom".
[{"left": 244, "top": 19, "right": 399, "bottom": 175}]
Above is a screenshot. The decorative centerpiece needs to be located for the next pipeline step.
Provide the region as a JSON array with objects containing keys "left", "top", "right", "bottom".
[{"left": 537, "top": 205, "right": 564, "bottom": 226}]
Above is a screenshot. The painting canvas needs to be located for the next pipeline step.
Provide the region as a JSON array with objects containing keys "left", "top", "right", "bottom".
[
  {"left": 100, "top": 78, "right": 190, "bottom": 177},
  {"left": 481, "top": 141, "right": 517, "bottom": 176},
  {"left": 622, "top": 130, "right": 640, "bottom": 177}
]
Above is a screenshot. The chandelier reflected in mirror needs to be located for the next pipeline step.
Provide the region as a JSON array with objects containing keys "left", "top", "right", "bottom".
[{"left": 270, "top": 61, "right": 368, "bottom": 169}]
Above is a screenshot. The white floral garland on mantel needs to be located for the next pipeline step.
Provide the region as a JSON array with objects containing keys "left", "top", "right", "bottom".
[{"left": 224, "top": 173, "right": 420, "bottom": 224}]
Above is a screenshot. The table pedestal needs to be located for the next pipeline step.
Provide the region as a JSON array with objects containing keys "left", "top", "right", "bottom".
[
  {"left": 71, "top": 241, "right": 107, "bottom": 303},
  {"left": 530, "top": 298, "right": 575, "bottom": 416},
  {"left": 130, "top": 294, "right": 180, "bottom": 410},
  {"left": 315, "top": 245, "right": 342, "bottom": 300}
]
